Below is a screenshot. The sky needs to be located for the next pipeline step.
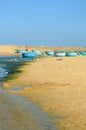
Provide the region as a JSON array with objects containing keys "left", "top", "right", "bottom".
[{"left": 0, "top": 0, "right": 86, "bottom": 46}]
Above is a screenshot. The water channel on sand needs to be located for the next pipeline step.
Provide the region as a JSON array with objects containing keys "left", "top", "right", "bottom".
[{"left": 0, "top": 56, "right": 58, "bottom": 130}]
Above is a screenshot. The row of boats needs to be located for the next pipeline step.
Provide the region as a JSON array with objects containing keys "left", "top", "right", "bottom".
[{"left": 14, "top": 49, "right": 86, "bottom": 58}]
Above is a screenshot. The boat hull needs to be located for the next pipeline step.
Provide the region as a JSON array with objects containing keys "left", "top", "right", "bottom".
[
  {"left": 54, "top": 52, "right": 66, "bottom": 57},
  {"left": 66, "top": 52, "right": 77, "bottom": 57},
  {"left": 32, "top": 50, "right": 42, "bottom": 56},
  {"left": 79, "top": 51, "right": 86, "bottom": 56},
  {"left": 22, "top": 52, "right": 36, "bottom": 58},
  {"left": 45, "top": 51, "right": 54, "bottom": 56}
]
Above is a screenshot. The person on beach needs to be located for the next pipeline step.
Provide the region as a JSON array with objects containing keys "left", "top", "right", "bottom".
[{"left": 25, "top": 45, "right": 28, "bottom": 51}]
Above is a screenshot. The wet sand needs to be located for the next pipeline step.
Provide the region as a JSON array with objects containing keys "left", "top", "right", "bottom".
[
  {"left": 0, "top": 90, "right": 41, "bottom": 130},
  {"left": 1, "top": 45, "right": 86, "bottom": 130}
]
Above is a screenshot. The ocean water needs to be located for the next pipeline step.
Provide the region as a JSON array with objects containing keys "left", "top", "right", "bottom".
[{"left": 0, "top": 56, "right": 30, "bottom": 80}]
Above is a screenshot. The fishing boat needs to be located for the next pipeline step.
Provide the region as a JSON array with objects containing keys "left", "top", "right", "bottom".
[
  {"left": 40, "top": 52, "right": 48, "bottom": 57},
  {"left": 22, "top": 52, "right": 36, "bottom": 58},
  {"left": 79, "top": 51, "right": 86, "bottom": 56},
  {"left": 66, "top": 51, "right": 77, "bottom": 56},
  {"left": 54, "top": 51, "right": 66, "bottom": 57},
  {"left": 32, "top": 50, "right": 42, "bottom": 56},
  {"left": 45, "top": 51, "right": 54, "bottom": 56},
  {"left": 14, "top": 49, "right": 28, "bottom": 53}
]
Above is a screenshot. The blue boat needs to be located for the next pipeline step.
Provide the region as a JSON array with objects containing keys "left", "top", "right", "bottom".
[
  {"left": 66, "top": 52, "right": 77, "bottom": 57},
  {"left": 22, "top": 52, "right": 36, "bottom": 58},
  {"left": 54, "top": 52, "right": 66, "bottom": 57},
  {"left": 32, "top": 50, "right": 42, "bottom": 56},
  {"left": 20, "top": 50, "right": 29, "bottom": 53},
  {"left": 45, "top": 51, "right": 54, "bottom": 56}
]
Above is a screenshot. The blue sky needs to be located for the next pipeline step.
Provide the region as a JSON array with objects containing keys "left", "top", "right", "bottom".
[{"left": 0, "top": 0, "right": 86, "bottom": 46}]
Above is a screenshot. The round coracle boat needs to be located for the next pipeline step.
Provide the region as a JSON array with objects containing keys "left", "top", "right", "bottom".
[
  {"left": 22, "top": 52, "right": 36, "bottom": 58},
  {"left": 66, "top": 52, "right": 78, "bottom": 56},
  {"left": 54, "top": 51, "right": 66, "bottom": 57}
]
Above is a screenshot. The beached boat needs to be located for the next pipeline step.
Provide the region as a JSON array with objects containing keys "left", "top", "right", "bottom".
[
  {"left": 32, "top": 50, "right": 42, "bottom": 56},
  {"left": 19, "top": 49, "right": 29, "bottom": 53},
  {"left": 66, "top": 52, "right": 77, "bottom": 56},
  {"left": 79, "top": 51, "right": 86, "bottom": 56},
  {"left": 40, "top": 52, "right": 48, "bottom": 57},
  {"left": 14, "top": 49, "right": 28, "bottom": 53},
  {"left": 54, "top": 51, "right": 66, "bottom": 57},
  {"left": 22, "top": 52, "right": 36, "bottom": 58},
  {"left": 45, "top": 51, "right": 54, "bottom": 56}
]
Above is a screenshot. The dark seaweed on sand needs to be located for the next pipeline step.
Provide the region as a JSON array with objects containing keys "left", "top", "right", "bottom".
[{"left": 1, "top": 61, "right": 27, "bottom": 82}]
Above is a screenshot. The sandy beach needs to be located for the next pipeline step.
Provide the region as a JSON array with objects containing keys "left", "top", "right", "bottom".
[
  {"left": 0, "top": 45, "right": 86, "bottom": 130},
  {"left": 0, "top": 44, "right": 86, "bottom": 56}
]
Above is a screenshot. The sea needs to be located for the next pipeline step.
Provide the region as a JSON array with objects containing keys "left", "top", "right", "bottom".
[{"left": 0, "top": 55, "right": 30, "bottom": 80}]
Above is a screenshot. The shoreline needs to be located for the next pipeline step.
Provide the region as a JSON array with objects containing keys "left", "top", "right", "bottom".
[{"left": 1, "top": 45, "right": 86, "bottom": 130}]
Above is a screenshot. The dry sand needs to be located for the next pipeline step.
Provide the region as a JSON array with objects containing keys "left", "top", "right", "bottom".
[
  {"left": 0, "top": 44, "right": 86, "bottom": 56},
  {"left": 1, "top": 45, "right": 86, "bottom": 130}
]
